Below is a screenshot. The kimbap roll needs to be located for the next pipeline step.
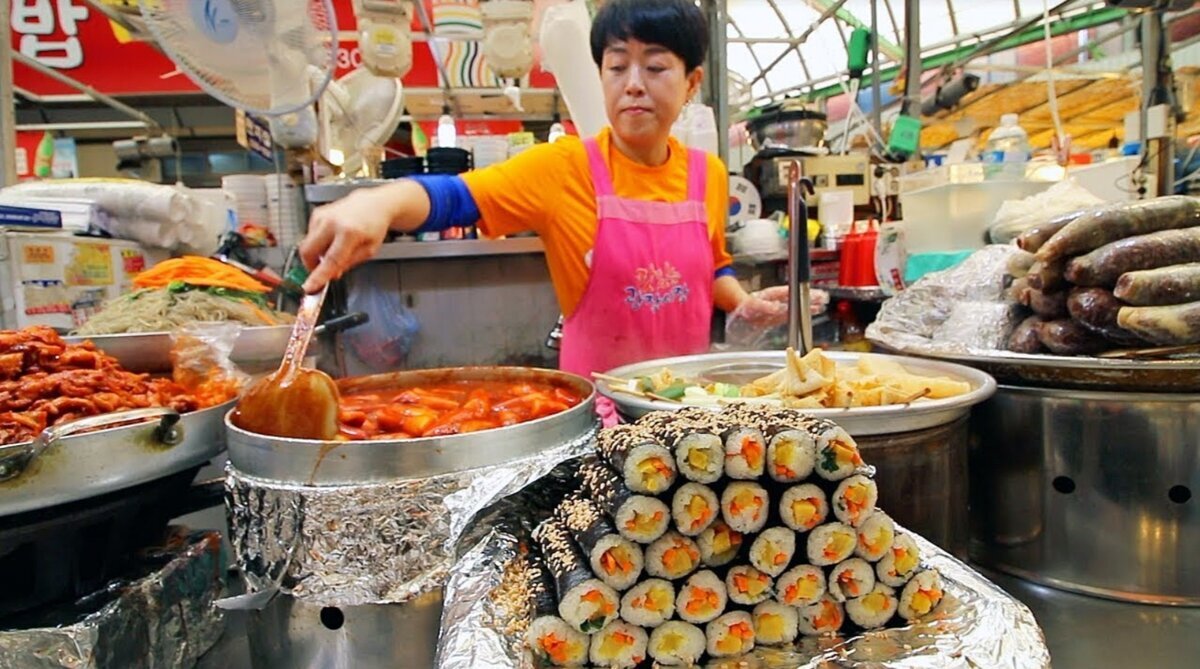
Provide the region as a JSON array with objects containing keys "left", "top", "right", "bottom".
[
  {"left": 796, "top": 595, "right": 845, "bottom": 636},
  {"left": 524, "top": 554, "right": 589, "bottom": 667},
  {"left": 674, "top": 431, "right": 724, "bottom": 484},
  {"left": 776, "top": 564, "right": 826, "bottom": 608},
  {"left": 675, "top": 569, "right": 727, "bottom": 624},
  {"left": 589, "top": 620, "right": 648, "bottom": 668},
  {"left": 705, "top": 611, "right": 756, "bottom": 658},
  {"left": 780, "top": 484, "right": 829, "bottom": 532},
  {"left": 596, "top": 425, "right": 677, "bottom": 494},
  {"left": 828, "top": 557, "right": 877, "bottom": 602},
  {"left": 726, "top": 565, "right": 774, "bottom": 606},
  {"left": 620, "top": 578, "right": 676, "bottom": 627},
  {"left": 671, "top": 483, "right": 719, "bottom": 537},
  {"left": 808, "top": 419, "right": 864, "bottom": 481},
  {"left": 556, "top": 496, "right": 644, "bottom": 591},
  {"left": 876, "top": 533, "right": 921, "bottom": 587},
  {"left": 721, "top": 481, "right": 770, "bottom": 533},
  {"left": 855, "top": 512, "right": 896, "bottom": 562},
  {"left": 645, "top": 532, "right": 702, "bottom": 580},
  {"left": 697, "top": 520, "right": 744, "bottom": 567},
  {"left": 806, "top": 522, "right": 857, "bottom": 567},
  {"left": 749, "top": 527, "right": 796, "bottom": 577},
  {"left": 723, "top": 425, "right": 766, "bottom": 479},
  {"left": 832, "top": 474, "right": 878, "bottom": 527},
  {"left": 752, "top": 601, "right": 800, "bottom": 646},
  {"left": 897, "top": 569, "right": 944, "bottom": 621},
  {"left": 532, "top": 519, "right": 620, "bottom": 634},
  {"left": 766, "top": 428, "right": 817, "bottom": 483},
  {"left": 581, "top": 459, "right": 670, "bottom": 544},
  {"left": 648, "top": 621, "right": 706, "bottom": 666},
  {"left": 846, "top": 584, "right": 898, "bottom": 630}
]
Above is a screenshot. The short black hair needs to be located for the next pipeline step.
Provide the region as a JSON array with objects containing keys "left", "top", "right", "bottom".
[{"left": 590, "top": 0, "right": 710, "bottom": 72}]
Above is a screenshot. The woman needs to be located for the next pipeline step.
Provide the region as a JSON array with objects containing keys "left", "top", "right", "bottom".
[{"left": 301, "top": 0, "right": 784, "bottom": 378}]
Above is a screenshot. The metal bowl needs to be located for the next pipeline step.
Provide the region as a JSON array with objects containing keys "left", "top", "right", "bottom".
[
  {"left": 225, "top": 366, "right": 596, "bottom": 485},
  {"left": 599, "top": 350, "right": 996, "bottom": 436}
]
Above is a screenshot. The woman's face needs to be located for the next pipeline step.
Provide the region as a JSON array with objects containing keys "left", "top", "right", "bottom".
[{"left": 601, "top": 38, "right": 704, "bottom": 151}]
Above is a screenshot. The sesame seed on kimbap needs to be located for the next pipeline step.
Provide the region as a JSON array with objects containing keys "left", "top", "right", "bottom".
[
  {"left": 725, "top": 564, "right": 774, "bottom": 606},
  {"left": 855, "top": 511, "right": 896, "bottom": 562},
  {"left": 876, "top": 532, "right": 921, "bottom": 587},
  {"left": 780, "top": 483, "right": 829, "bottom": 532},
  {"left": 721, "top": 481, "right": 770, "bottom": 534},
  {"left": 697, "top": 519, "right": 744, "bottom": 567},
  {"left": 806, "top": 521, "right": 857, "bottom": 567},
  {"left": 897, "top": 569, "right": 944, "bottom": 621},
  {"left": 645, "top": 532, "right": 702, "bottom": 580},
  {"left": 749, "top": 527, "right": 797, "bottom": 577},
  {"left": 752, "top": 601, "right": 800, "bottom": 646},
  {"left": 589, "top": 619, "right": 648, "bottom": 669},
  {"left": 776, "top": 564, "right": 826, "bottom": 607},
  {"left": 796, "top": 595, "right": 846, "bottom": 636},
  {"left": 766, "top": 428, "right": 817, "bottom": 483},
  {"left": 647, "top": 621, "right": 706, "bottom": 666},
  {"left": 675, "top": 569, "right": 727, "bottom": 624},
  {"left": 832, "top": 474, "right": 879, "bottom": 528},
  {"left": 827, "top": 557, "right": 877, "bottom": 602},
  {"left": 671, "top": 483, "right": 719, "bottom": 537},
  {"left": 620, "top": 578, "right": 676, "bottom": 628},
  {"left": 846, "top": 583, "right": 898, "bottom": 630},
  {"left": 722, "top": 425, "right": 766, "bottom": 479},
  {"left": 705, "top": 611, "right": 756, "bottom": 658}
]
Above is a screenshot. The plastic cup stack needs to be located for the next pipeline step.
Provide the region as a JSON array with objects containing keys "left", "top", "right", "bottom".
[
  {"left": 264, "top": 173, "right": 305, "bottom": 249},
  {"left": 222, "top": 174, "right": 268, "bottom": 233}
]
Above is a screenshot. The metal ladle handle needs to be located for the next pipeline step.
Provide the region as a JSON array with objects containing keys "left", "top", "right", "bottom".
[{"left": 787, "top": 160, "right": 816, "bottom": 354}]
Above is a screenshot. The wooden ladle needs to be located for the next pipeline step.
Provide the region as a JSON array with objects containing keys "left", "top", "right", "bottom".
[{"left": 231, "top": 285, "right": 340, "bottom": 440}]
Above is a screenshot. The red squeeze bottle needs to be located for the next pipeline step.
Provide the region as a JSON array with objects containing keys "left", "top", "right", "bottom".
[
  {"left": 856, "top": 220, "right": 879, "bottom": 287},
  {"left": 838, "top": 221, "right": 860, "bottom": 287}
]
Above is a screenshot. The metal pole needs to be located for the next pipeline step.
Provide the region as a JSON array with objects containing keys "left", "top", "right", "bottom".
[
  {"left": 10, "top": 51, "right": 164, "bottom": 134},
  {"left": 0, "top": 0, "right": 18, "bottom": 186},
  {"left": 704, "top": 0, "right": 730, "bottom": 165},
  {"left": 870, "top": 0, "right": 882, "bottom": 139},
  {"left": 786, "top": 161, "right": 813, "bottom": 355},
  {"left": 1140, "top": 9, "right": 1175, "bottom": 197}
]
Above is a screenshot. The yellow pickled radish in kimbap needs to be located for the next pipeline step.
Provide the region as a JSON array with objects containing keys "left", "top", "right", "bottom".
[
  {"left": 697, "top": 520, "right": 744, "bottom": 567},
  {"left": 645, "top": 532, "right": 701, "bottom": 580},
  {"left": 808, "top": 420, "right": 864, "bottom": 481},
  {"left": 807, "top": 521, "right": 857, "bottom": 566},
  {"left": 620, "top": 578, "right": 676, "bottom": 627},
  {"left": 589, "top": 619, "right": 648, "bottom": 668},
  {"left": 752, "top": 601, "right": 800, "bottom": 646},
  {"left": 846, "top": 583, "right": 898, "bottom": 629},
  {"left": 766, "top": 428, "right": 817, "bottom": 483},
  {"left": 749, "top": 527, "right": 796, "bottom": 577},
  {"left": 828, "top": 557, "right": 877, "bottom": 602},
  {"left": 856, "top": 512, "right": 896, "bottom": 561},
  {"left": 721, "top": 481, "right": 770, "bottom": 533},
  {"left": 797, "top": 595, "right": 846, "bottom": 636},
  {"left": 726, "top": 564, "right": 774, "bottom": 606},
  {"left": 833, "top": 474, "right": 879, "bottom": 527},
  {"left": 648, "top": 621, "right": 706, "bottom": 666},
  {"left": 898, "top": 569, "right": 944, "bottom": 621},
  {"left": 877, "top": 532, "right": 921, "bottom": 587},
  {"left": 780, "top": 483, "right": 829, "bottom": 532},
  {"left": 705, "top": 611, "right": 756, "bottom": 658},
  {"left": 596, "top": 425, "right": 677, "bottom": 494},
  {"left": 671, "top": 483, "right": 718, "bottom": 537},
  {"left": 526, "top": 617, "right": 590, "bottom": 667},
  {"left": 676, "top": 569, "right": 727, "bottom": 624},
  {"left": 777, "top": 564, "right": 826, "bottom": 607},
  {"left": 722, "top": 426, "right": 766, "bottom": 479}
]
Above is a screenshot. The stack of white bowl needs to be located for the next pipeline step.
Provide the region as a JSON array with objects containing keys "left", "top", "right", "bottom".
[
  {"left": 222, "top": 174, "right": 268, "bottom": 236},
  {"left": 264, "top": 173, "right": 305, "bottom": 249},
  {"left": 472, "top": 136, "right": 509, "bottom": 169}
]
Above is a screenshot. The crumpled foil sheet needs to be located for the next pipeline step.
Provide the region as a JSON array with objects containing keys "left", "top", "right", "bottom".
[
  {"left": 225, "top": 428, "right": 597, "bottom": 608},
  {"left": 867, "top": 245, "right": 1025, "bottom": 356},
  {"left": 0, "top": 530, "right": 226, "bottom": 669},
  {"left": 438, "top": 526, "right": 1050, "bottom": 669}
]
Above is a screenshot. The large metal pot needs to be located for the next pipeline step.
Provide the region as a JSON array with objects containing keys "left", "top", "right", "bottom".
[
  {"left": 970, "top": 385, "right": 1200, "bottom": 605},
  {"left": 746, "top": 103, "right": 827, "bottom": 150}
]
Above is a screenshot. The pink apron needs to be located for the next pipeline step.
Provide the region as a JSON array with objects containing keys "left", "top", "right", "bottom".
[{"left": 561, "top": 138, "right": 715, "bottom": 406}]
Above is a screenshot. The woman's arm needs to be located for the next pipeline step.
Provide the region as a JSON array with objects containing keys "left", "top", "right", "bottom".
[{"left": 714, "top": 273, "right": 750, "bottom": 313}]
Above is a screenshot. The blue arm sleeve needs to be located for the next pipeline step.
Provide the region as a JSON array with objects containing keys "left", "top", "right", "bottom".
[
  {"left": 410, "top": 175, "right": 481, "bottom": 232},
  {"left": 715, "top": 266, "right": 737, "bottom": 280}
]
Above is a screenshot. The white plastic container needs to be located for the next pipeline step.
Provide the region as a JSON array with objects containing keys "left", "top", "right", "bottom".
[
  {"left": 817, "top": 190, "right": 854, "bottom": 236},
  {"left": 982, "top": 114, "right": 1031, "bottom": 181}
]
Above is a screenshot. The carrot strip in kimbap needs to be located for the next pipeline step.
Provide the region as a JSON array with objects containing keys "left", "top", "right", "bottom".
[
  {"left": 807, "top": 419, "right": 864, "bottom": 481},
  {"left": 697, "top": 519, "right": 744, "bottom": 567},
  {"left": 806, "top": 522, "right": 857, "bottom": 567},
  {"left": 523, "top": 552, "right": 590, "bottom": 667},
  {"left": 765, "top": 427, "right": 817, "bottom": 483},
  {"left": 752, "top": 601, "right": 800, "bottom": 646},
  {"left": 828, "top": 557, "right": 877, "bottom": 602},
  {"left": 532, "top": 518, "right": 619, "bottom": 634},
  {"left": 749, "top": 527, "right": 796, "bottom": 577},
  {"left": 555, "top": 495, "right": 645, "bottom": 591},
  {"left": 671, "top": 483, "right": 718, "bottom": 537},
  {"left": 596, "top": 424, "right": 677, "bottom": 494},
  {"left": 705, "top": 611, "right": 756, "bottom": 658},
  {"left": 620, "top": 578, "right": 676, "bottom": 627},
  {"left": 589, "top": 619, "right": 648, "bottom": 668},
  {"left": 846, "top": 583, "right": 898, "bottom": 630},
  {"left": 722, "top": 425, "right": 766, "bottom": 479},
  {"left": 645, "top": 532, "right": 702, "bottom": 580},
  {"left": 721, "top": 481, "right": 769, "bottom": 533},
  {"left": 675, "top": 569, "right": 727, "bottom": 624},
  {"left": 856, "top": 512, "right": 896, "bottom": 562},
  {"left": 648, "top": 621, "right": 706, "bottom": 666},
  {"left": 780, "top": 484, "right": 829, "bottom": 532},
  {"left": 796, "top": 595, "right": 845, "bottom": 636},
  {"left": 776, "top": 564, "right": 826, "bottom": 607},
  {"left": 726, "top": 565, "right": 774, "bottom": 606},
  {"left": 580, "top": 458, "right": 670, "bottom": 544},
  {"left": 898, "top": 569, "right": 944, "bottom": 621},
  {"left": 832, "top": 474, "right": 878, "bottom": 527},
  {"left": 876, "top": 532, "right": 921, "bottom": 587}
]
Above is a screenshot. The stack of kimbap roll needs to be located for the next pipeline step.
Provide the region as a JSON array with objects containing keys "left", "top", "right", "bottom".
[{"left": 521, "top": 407, "right": 945, "bottom": 667}]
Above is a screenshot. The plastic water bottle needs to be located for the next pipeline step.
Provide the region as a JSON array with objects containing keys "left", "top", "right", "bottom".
[{"left": 982, "top": 113, "right": 1031, "bottom": 180}]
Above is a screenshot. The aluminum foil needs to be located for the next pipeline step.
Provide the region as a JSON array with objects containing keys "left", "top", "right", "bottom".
[
  {"left": 0, "top": 530, "right": 226, "bottom": 669},
  {"left": 438, "top": 526, "right": 1050, "bottom": 669},
  {"left": 867, "top": 244, "right": 1025, "bottom": 356},
  {"left": 225, "top": 429, "right": 596, "bottom": 608}
]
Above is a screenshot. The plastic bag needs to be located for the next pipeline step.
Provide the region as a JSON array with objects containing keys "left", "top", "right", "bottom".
[
  {"left": 988, "top": 178, "right": 1104, "bottom": 244},
  {"left": 169, "top": 322, "right": 248, "bottom": 406},
  {"left": 344, "top": 274, "right": 420, "bottom": 369}
]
